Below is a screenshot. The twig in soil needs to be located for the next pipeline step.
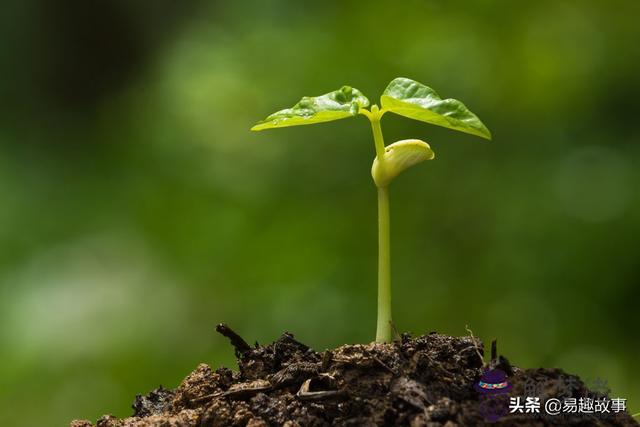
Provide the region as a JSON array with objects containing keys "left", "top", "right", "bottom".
[
  {"left": 491, "top": 339, "right": 497, "bottom": 365},
  {"left": 372, "top": 355, "right": 397, "bottom": 375},
  {"left": 191, "top": 379, "right": 272, "bottom": 404},
  {"left": 296, "top": 378, "right": 346, "bottom": 401},
  {"left": 191, "top": 391, "right": 223, "bottom": 404},
  {"left": 321, "top": 350, "right": 333, "bottom": 371},
  {"left": 216, "top": 323, "right": 251, "bottom": 356},
  {"left": 464, "top": 325, "right": 486, "bottom": 367},
  {"left": 390, "top": 321, "right": 402, "bottom": 343}
]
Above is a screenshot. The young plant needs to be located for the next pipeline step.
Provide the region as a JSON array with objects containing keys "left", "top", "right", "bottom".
[{"left": 252, "top": 77, "right": 491, "bottom": 343}]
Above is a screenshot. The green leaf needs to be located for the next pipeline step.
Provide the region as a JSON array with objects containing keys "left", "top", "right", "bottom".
[
  {"left": 251, "top": 86, "right": 369, "bottom": 131},
  {"left": 381, "top": 77, "right": 491, "bottom": 140},
  {"left": 371, "top": 139, "right": 435, "bottom": 187}
]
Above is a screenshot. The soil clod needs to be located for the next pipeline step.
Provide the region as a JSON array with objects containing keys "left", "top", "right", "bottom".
[{"left": 72, "top": 331, "right": 639, "bottom": 426}]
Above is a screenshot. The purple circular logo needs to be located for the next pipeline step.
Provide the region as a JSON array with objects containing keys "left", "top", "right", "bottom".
[{"left": 476, "top": 368, "right": 512, "bottom": 422}]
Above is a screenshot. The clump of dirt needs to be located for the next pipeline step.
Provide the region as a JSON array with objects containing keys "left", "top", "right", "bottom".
[{"left": 72, "top": 326, "right": 638, "bottom": 426}]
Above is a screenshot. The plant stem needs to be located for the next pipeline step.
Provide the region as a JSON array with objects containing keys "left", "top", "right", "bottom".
[
  {"left": 376, "top": 185, "right": 392, "bottom": 342},
  {"left": 368, "top": 105, "right": 392, "bottom": 343},
  {"left": 370, "top": 106, "right": 386, "bottom": 159}
]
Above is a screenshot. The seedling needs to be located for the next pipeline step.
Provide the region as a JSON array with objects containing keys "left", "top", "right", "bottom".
[{"left": 252, "top": 77, "right": 491, "bottom": 343}]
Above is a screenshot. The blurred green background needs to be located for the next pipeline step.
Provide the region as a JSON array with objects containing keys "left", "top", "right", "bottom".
[{"left": 1, "top": 0, "right": 639, "bottom": 425}]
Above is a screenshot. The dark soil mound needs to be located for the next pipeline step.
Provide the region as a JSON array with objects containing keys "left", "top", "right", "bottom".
[{"left": 72, "top": 326, "right": 638, "bottom": 426}]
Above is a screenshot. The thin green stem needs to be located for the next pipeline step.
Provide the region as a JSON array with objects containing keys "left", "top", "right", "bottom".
[
  {"left": 365, "top": 105, "right": 393, "bottom": 342},
  {"left": 369, "top": 105, "right": 386, "bottom": 159},
  {"left": 376, "top": 185, "right": 392, "bottom": 342}
]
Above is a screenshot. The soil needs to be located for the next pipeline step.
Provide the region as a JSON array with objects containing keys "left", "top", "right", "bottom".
[{"left": 71, "top": 325, "right": 638, "bottom": 427}]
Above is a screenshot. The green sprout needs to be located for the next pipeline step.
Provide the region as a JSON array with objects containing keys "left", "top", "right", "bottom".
[{"left": 252, "top": 77, "right": 491, "bottom": 343}]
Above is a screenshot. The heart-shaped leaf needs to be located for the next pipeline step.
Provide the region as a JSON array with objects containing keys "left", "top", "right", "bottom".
[
  {"left": 251, "top": 86, "right": 370, "bottom": 131},
  {"left": 381, "top": 77, "right": 491, "bottom": 140},
  {"left": 371, "top": 139, "right": 435, "bottom": 187}
]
